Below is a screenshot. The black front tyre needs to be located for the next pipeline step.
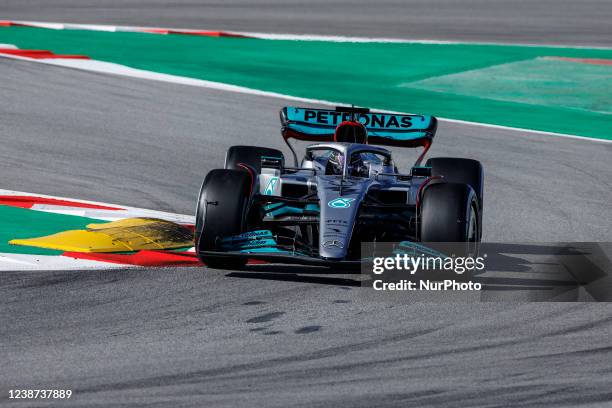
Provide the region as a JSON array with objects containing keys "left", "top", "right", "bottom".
[
  {"left": 420, "top": 182, "right": 480, "bottom": 243},
  {"left": 195, "top": 169, "right": 251, "bottom": 269}
]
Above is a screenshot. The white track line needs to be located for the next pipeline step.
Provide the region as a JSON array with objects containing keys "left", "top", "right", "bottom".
[
  {"left": 1, "top": 46, "right": 610, "bottom": 144},
  {"left": 6, "top": 20, "right": 612, "bottom": 50},
  {"left": 0, "top": 189, "right": 194, "bottom": 223},
  {"left": 230, "top": 32, "right": 612, "bottom": 50},
  {"left": 0, "top": 52, "right": 335, "bottom": 104},
  {"left": 0, "top": 253, "right": 135, "bottom": 271}
]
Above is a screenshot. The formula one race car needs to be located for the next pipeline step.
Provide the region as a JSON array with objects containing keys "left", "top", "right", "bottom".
[{"left": 195, "top": 106, "right": 483, "bottom": 268}]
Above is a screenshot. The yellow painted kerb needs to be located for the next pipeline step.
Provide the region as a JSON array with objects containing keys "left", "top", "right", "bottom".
[{"left": 9, "top": 218, "right": 193, "bottom": 253}]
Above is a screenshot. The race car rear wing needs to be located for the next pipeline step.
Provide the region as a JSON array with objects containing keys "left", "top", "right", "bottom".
[{"left": 280, "top": 106, "right": 437, "bottom": 165}]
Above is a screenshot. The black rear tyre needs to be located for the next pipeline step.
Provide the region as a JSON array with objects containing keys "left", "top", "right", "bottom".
[
  {"left": 426, "top": 157, "right": 483, "bottom": 239},
  {"left": 420, "top": 182, "right": 480, "bottom": 243},
  {"left": 195, "top": 169, "right": 251, "bottom": 269},
  {"left": 426, "top": 157, "right": 483, "bottom": 206},
  {"left": 225, "top": 145, "right": 284, "bottom": 173}
]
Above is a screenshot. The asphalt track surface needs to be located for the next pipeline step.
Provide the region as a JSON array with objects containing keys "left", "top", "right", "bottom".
[
  {"left": 1, "top": 4, "right": 612, "bottom": 407},
  {"left": 3, "top": 0, "right": 612, "bottom": 47},
  {"left": 2, "top": 57, "right": 612, "bottom": 407}
]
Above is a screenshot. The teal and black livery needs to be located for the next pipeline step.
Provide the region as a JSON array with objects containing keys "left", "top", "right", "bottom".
[
  {"left": 280, "top": 106, "right": 437, "bottom": 148},
  {"left": 194, "top": 105, "right": 483, "bottom": 269},
  {"left": 263, "top": 202, "right": 320, "bottom": 218}
]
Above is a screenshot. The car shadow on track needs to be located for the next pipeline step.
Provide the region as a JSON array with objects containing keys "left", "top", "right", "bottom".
[
  {"left": 470, "top": 242, "right": 612, "bottom": 301},
  {"left": 226, "top": 243, "right": 611, "bottom": 297},
  {"left": 227, "top": 264, "right": 362, "bottom": 286}
]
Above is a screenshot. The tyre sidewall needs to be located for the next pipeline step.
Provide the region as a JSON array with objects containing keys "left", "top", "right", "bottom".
[
  {"left": 420, "top": 182, "right": 479, "bottom": 243},
  {"left": 195, "top": 169, "right": 251, "bottom": 252}
]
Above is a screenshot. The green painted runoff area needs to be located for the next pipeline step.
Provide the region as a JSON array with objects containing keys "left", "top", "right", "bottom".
[
  {"left": 1, "top": 26, "right": 611, "bottom": 139},
  {"left": 0, "top": 205, "right": 102, "bottom": 255},
  {"left": 410, "top": 58, "right": 612, "bottom": 115}
]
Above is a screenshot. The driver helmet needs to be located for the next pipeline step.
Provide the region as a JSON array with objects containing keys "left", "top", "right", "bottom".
[
  {"left": 326, "top": 150, "right": 344, "bottom": 175},
  {"left": 334, "top": 121, "right": 368, "bottom": 144},
  {"left": 349, "top": 152, "right": 370, "bottom": 178}
]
